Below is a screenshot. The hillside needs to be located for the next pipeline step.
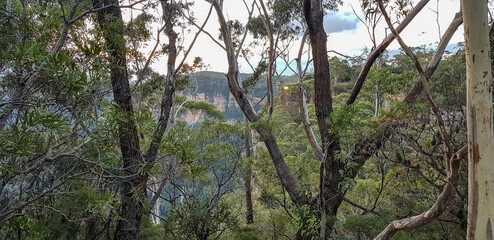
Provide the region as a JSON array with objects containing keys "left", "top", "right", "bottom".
[{"left": 179, "top": 71, "right": 298, "bottom": 122}]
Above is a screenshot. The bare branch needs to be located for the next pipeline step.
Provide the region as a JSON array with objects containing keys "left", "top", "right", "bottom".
[
  {"left": 175, "top": 3, "right": 214, "bottom": 75},
  {"left": 343, "top": 197, "right": 380, "bottom": 216},
  {"left": 379, "top": 2, "right": 453, "bottom": 157},
  {"left": 258, "top": 0, "right": 275, "bottom": 121},
  {"left": 182, "top": 5, "right": 225, "bottom": 50},
  {"left": 346, "top": 0, "right": 430, "bottom": 105},
  {"left": 131, "top": 25, "right": 166, "bottom": 92},
  {"left": 295, "top": 31, "right": 323, "bottom": 161}
]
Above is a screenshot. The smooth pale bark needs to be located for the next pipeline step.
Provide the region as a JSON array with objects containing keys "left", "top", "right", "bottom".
[
  {"left": 295, "top": 30, "right": 324, "bottom": 161},
  {"left": 258, "top": 0, "right": 274, "bottom": 120},
  {"left": 462, "top": 0, "right": 494, "bottom": 239}
]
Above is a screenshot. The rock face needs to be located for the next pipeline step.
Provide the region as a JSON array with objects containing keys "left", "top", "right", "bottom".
[
  {"left": 277, "top": 82, "right": 314, "bottom": 118},
  {"left": 178, "top": 71, "right": 298, "bottom": 123},
  {"left": 179, "top": 72, "right": 243, "bottom": 123}
]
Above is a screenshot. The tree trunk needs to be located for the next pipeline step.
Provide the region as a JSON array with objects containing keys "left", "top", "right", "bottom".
[
  {"left": 93, "top": 1, "right": 144, "bottom": 239},
  {"left": 303, "top": 0, "right": 334, "bottom": 147},
  {"left": 374, "top": 84, "right": 380, "bottom": 117},
  {"left": 462, "top": 0, "right": 494, "bottom": 239},
  {"left": 85, "top": 217, "right": 98, "bottom": 240},
  {"left": 303, "top": 1, "right": 344, "bottom": 237},
  {"left": 244, "top": 118, "right": 254, "bottom": 224}
]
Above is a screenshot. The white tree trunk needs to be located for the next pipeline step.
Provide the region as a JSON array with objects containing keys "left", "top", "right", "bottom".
[{"left": 462, "top": 0, "right": 494, "bottom": 239}]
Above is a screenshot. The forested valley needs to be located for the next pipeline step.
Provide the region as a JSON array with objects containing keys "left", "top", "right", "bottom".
[{"left": 0, "top": 0, "right": 493, "bottom": 239}]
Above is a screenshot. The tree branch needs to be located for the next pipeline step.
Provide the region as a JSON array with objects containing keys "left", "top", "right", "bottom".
[
  {"left": 346, "top": 0, "right": 430, "bottom": 105},
  {"left": 209, "top": 0, "right": 308, "bottom": 206},
  {"left": 379, "top": 2, "right": 453, "bottom": 158},
  {"left": 374, "top": 145, "right": 468, "bottom": 240}
]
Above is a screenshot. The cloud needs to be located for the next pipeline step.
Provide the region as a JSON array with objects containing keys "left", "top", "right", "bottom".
[{"left": 323, "top": 12, "right": 359, "bottom": 34}]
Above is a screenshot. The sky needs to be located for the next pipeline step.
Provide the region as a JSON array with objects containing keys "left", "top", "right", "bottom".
[{"left": 132, "top": 0, "right": 465, "bottom": 75}]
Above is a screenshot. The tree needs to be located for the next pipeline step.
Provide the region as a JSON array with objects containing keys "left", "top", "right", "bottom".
[
  {"left": 92, "top": 1, "right": 146, "bottom": 238},
  {"left": 462, "top": 0, "right": 494, "bottom": 239},
  {"left": 92, "top": 0, "right": 186, "bottom": 238},
  {"left": 160, "top": 120, "right": 243, "bottom": 240}
]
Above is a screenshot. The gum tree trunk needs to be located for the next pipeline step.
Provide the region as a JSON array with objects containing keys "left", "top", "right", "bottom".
[{"left": 462, "top": 0, "right": 494, "bottom": 239}]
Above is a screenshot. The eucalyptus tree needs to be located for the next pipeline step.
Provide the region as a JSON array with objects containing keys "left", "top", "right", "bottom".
[
  {"left": 462, "top": 0, "right": 494, "bottom": 239},
  {"left": 91, "top": 0, "right": 223, "bottom": 238}
]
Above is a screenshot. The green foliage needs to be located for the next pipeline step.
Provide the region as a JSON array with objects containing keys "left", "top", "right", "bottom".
[
  {"left": 361, "top": 0, "right": 413, "bottom": 20},
  {"left": 163, "top": 198, "right": 238, "bottom": 240},
  {"left": 139, "top": 216, "right": 165, "bottom": 240},
  {"left": 330, "top": 100, "right": 376, "bottom": 146},
  {"left": 329, "top": 57, "right": 352, "bottom": 82},
  {"left": 226, "top": 225, "right": 262, "bottom": 240},
  {"left": 279, "top": 79, "right": 314, "bottom": 98},
  {"left": 293, "top": 205, "right": 320, "bottom": 238},
  {"left": 3, "top": 216, "right": 51, "bottom": 240},
  {"left": 126, "top": 13, "right": 155, "bottom": 42},
  {"left": 430, "top": 50, "right": 466, "bottom": 109},
  {"left": 242, "top": 61, "right": 267, "bottom": 91},
  {"left": 0, "top": 0, "right": 471, "bottom": 239},
  {"left": 159, "top": 120, "right": 244, "bottom": 239},
  {"left": 182, "top": 99, "right": 226, "bottom": 121},
  {"left": 0, "top": 105, "right": 71, "bottom": 157}
]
